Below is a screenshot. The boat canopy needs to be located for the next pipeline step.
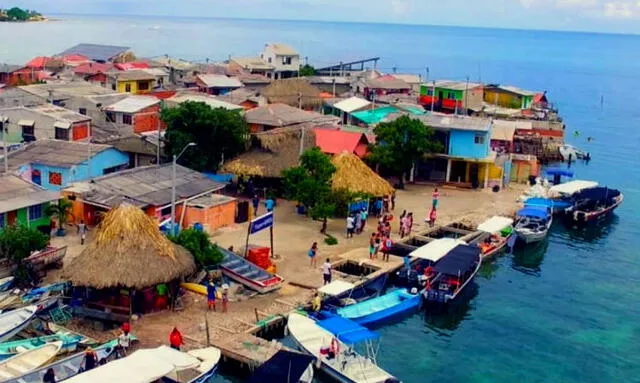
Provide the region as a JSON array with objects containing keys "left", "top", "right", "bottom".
[
  {"left": 246, "top": 350, "right": 314, "bottom": 383},
  {"left": 549, "top": 180, "right": 598, "bottom": 195},
  {"left": 545, "top": 168, "right": 574, "bottom": 177},
  {"left": 477, "top": 216, "right": 513, "bottom": 233},
  {"left": 434, "top": 244, "right": 480, "bottom": 275},
  {"left": 575, "top": 187, "right": 621, "bottom": 201},
  {"left": 318, "top": 280, "right": 355, "bottom": 297},
  {"left": 409, "top": 238, "right": 465, "bottom": 262},
  {"left": 517, "top": 206, "right": 549, "bottom": 219},
  {"left": 64, "top": 346, "right": 200, "bottom": 383},
  {"left": 317, "top": 317, "right": 380, "bottom": 345},
  {"left": 524, "top": 197, "right": 572, "bottom": 210}
]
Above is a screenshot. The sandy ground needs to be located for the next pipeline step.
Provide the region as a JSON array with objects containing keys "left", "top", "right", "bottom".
[{"left": 47, "top": 183, "right": 525, "bottom": 349}]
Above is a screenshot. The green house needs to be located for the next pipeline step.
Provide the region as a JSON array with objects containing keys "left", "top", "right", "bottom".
[{"left": 0, "top": 174, "right": 60, "bottom": 231}]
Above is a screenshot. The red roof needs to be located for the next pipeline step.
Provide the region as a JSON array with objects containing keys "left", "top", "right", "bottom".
[
  {"left": 73, "top": 62, "right": 113, "bottom": 76},
  {"left": 114, "top": 62, "right": 150, "bottom": 71},
  {"left": 62, "top": 54, "right": 90, "bottom": 64},
  {"left": 25, "top": 56, "right": 52, "bottom": 69},
  {"left": 314, "top": 129, "right": 370, "bottom": 157}
]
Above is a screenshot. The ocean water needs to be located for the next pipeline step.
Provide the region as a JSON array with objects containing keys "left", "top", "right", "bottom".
[{"left": 2, "top": 15, "right": 640, "bottom": 383}]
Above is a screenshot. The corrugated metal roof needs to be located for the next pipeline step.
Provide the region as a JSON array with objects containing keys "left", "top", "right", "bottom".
[
  {"left": 391, "top": 74, "right": 421, "bottom": 84},
  {"left": 433, "top": 80, "right": 483, "bottom": 91},
  {"left": 116, "top": 70, "right": 156, "bottom": 81},
  {"left": 165, "top": 94, "right": 243, "bottom": 111},
  {"left": 230, "top": 57, "right": 275, "bottom": 71},
  {"left": 496, "top": 85, "right": 537, "bottom": 97},
  {"left": 75, "top": 164, "right": 226, "bottom": 207},
  {"left": 28, "top": 104, "right": 90, "bottom": 123},
  {"left": 58, "top": 44, "right": 130, "bottom": 62},
  {"left": 2, "top": 139, "right": 113, "bottom": 170},
  {"left": 411, "top": 113, "right": 492, "bottom": 132},
  {"left": 187, "top": 194, "right": 236, "bottom": 208},
  {"left": 245, "top": 104, "right": 338, "bottom": 127},
  {"left": 196, "top": 74, "right": 244, "bottom": 89},
  {"left": 333, "top": 97, "right": 371, "bottom": 113},
  {"left": 0, "top": 174, "right": 60, "bottom": 214},
  {"left": 104, "top": 96, "right": 160, "bottom": 113}
]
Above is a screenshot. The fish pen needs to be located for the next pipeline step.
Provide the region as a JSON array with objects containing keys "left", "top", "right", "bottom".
[{"left": 333, "top": 259, "right": 379, "bottom": 278}]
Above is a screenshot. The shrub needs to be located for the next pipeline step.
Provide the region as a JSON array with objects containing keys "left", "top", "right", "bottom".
[
  {"left": 324, "top": 235, "right": 338, "bottom": 246},
  {"left": 168, "top": 228, "right": 223, "bottom": 267}
]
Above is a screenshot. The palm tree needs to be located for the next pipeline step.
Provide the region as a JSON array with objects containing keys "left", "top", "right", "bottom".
[{"left": 45, "top": 199, "right": 74, "bottom": 236}]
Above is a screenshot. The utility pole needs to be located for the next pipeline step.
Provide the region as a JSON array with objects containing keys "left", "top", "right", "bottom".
[
  {"left": 332, "top": 78, "right": 336, "bottom": 98},
  {"left": 299, "top": 127, "right": 305, "bottom": 156},
  {"left": 425, "top": 67, "right": 429, "bottom": 84}
]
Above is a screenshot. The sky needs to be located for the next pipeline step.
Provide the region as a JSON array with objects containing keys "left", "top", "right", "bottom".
[{"left": 3, "top": 0, "right": 640, "bottom": 34}]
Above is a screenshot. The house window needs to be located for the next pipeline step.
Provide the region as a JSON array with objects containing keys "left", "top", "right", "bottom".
[
  {"left": 474, "top": 135, "right": 485, "bottom": 144},
  {"left": 106, "top": 112, "right": 116, "bottom": 122},
  {"left": 28, "top": 204, "right": 43, "bottom": 221},
  {"left": 125, "top": 83, "right": 132, "bottom": 93},
  {"left": 122, "top": 114, "right": 133, "bottom": 125},
  {"left": 55, "top": 127, "right": 69, "bottom": 140},
  {"left": 111, "top": 84, "right": 116, "bottom": 91},
  {"left": 160, "top": 206, "right": 171, "bottom": 217},
  {"left": 268, "top": 57, "right": 272, "bottom": 63},
  {"left": 138, "top": 81, "right": 150, "bottom": 91},
  {"left": 447, "top": 92, "right": 457, "bottom": 100},
  {"left": 21, "top": 125, "right": 35, "bottom": 142},
  {"left": 79, "top": 108, "right": 87, "bottom": 115},
  {"left": 283, "top": 57, "right": 292, "bottom": 65},
  {"left": 49, "top": 171, "right": 62, "bottom": 186},
  {"left": 426, "top": 89, "right": 434, "bottom": 96}
]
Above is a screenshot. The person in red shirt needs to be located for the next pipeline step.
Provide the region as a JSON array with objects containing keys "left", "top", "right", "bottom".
[
  {"left": 429, "top": 208, "right": 437, "bottom": 227},
  {"left": 169, "top": 327, "right": 183, "bottom": 350}
]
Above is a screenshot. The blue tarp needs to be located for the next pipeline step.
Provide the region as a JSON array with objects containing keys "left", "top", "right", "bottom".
[
  {"left": 203, "top": 172, "right": 234, "bottom": 183},
  {"left": 525, "top": 197, "right": 572, "bottom": 210},
  {"left": 434, "top": 244, "right": 479, "bottom": 275},
  {"left": 245, "top": 350, "right": 314, "bottom": 383},
  {"left": 317, "top": 316, "right": 380, "bottom": 345},
  {"left": 517, "top": 206, "right": 549, "bottom": 219},
  {"left": 545, "top": 168, "right": 574, "bottom": 177}
]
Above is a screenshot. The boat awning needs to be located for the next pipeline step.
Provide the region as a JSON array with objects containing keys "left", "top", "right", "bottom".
[
  {"left": 517, "top": 206, "right": 549, "bottom": 219},
  {"left": 317, "top": 316, "right": 380, "bottom": 345},
  {"left": 318, "top": 280, "right": 355, "bottom": 297},
  {"left": 64, "top": 346, "right": 200, "bottom": 383},
  {"left": 549, "top": 180, "right": 598, "bottom": 195},
  {"left": 575, "top": 186, "right": 621, "bottom": 200},
  {"left": 524, "top": 198, "right": 572, "bottom": 210},
  {"left": 246, "top": 350, "right": 314, "bottom": 383},
  {"left": 409, "top": 238, "right": 465, "bottom": 262},
  {"left": 477, "top": 216, "right": 513, "bottom": 233},
  {"left": 434, "top": 244, "right": 480, "bottom": 275},
  {"left": 545, "top": 167, "right": 574, "bottom": 178}
]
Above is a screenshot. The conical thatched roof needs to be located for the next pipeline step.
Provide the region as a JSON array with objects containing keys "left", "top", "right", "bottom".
[
  {"left": 331, "top": 152, "right": 395, "bottom": 197},
  {"left": 263, "top": 78, "right": 323, "bottom": 108},
  {"left": 63, "top": 204, "right": 196, "bottom": 289}
]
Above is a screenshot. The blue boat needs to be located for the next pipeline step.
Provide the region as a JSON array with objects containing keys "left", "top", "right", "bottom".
[
  {"left": 524, "top": 197, "right": 573, "bottom": 214},
  {"left": 336, "top": 289, "right": 421, "bottom": 326}
]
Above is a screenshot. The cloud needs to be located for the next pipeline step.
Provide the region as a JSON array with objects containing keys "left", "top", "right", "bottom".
[
  {"left": 603, "top": 1, "right": 635, "bottom": 17},
  {"left": 390, "top": 0, "right": 410, "bottom": 15},
  {"left": 519, "top": 0, "right": 640, "bottom": 18}
]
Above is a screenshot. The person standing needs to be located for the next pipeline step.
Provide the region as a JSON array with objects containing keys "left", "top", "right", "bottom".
[
  {"left": 407, "top": 212, "right": 414, "bottom": 235},
  {"left": 206, "top": 278, "right": 217, "bottom": 312},
  {"left": 346, "top": 215, "right": 355, "bottom": 238},
  {"left": 398, "top": 210, "right": 407, "bottom": 236},
  {"left": 354, "top": 212, "right": 362, "bottom": 235},
  {"left": 82, "top": 347, "right": 97, "bottom": 371},
  {"left": 360, "top": 208, "right": 368, "bottom": 232},
  {"left": 373, "top": 233, "right": 381, "bottom": 260},
  {"left": 169, "top": 327, "right": 183, "bottom": 350},
  {"left": 265, "top": 197, "right": 275, "bottom": 213},
  {"left": 43, "top": 368, "right": 56, "bottom": 383},
  {"left": 221, "top": 284, "right": 229, "bottom": 313},
  {"left": 374, "top": 199, "right": 383, "bottom": 217},
  {"left": 382, "top": 236, "right": 393, "bottom": 262},
  {"left": 252, "top": 194, "right": 260, "bottom": 217},
  {"left": 429, "top": 208, "right": 437, "bottom": 227},
  {"left": 382, "top": 195, "right": 390, "bottom": 213},
  {"left": 308, "top": 242, "right": 318, "bottom": 267},
  {"left": 391, "top": 192, "right": 396, "bottom": 210},
  {"left": 117, "top": 328, "right": 132, "bottom": 357},
  {"left": 322, "top": 258, "right": 332, "bottom": 285},
  {"left": 432, "top": 188, "right": 440, "bottom": 209},
  {"left": 77, "top": 220, "right": 88, "bottom": 245},
  {"left": 312, "top": 292, "right": 321, "bottom": 312}
]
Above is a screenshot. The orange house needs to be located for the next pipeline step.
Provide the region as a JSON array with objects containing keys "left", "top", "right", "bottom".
[
  {"left": 103, "top": 95, "right": 165, "bottom": 134},
  {"left": 175, "top": 194, "right": 237, "bottom": 233}
]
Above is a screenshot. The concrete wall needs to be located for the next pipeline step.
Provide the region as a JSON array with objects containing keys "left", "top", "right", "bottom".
[
  {"left": 0, "top": 108, "right": 90, "bottom": 143},
  {"left": 448, "top": 130, "right": 490, "bottom": 159},
  {"left": 261, "top": 46, "right": 300, "bottom": 75},
  {"left": 117, "top": 80, "right": 154, "bottom": 94}
]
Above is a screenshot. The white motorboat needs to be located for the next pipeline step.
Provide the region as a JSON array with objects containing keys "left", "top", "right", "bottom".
[
  {"left": 514, "top": 207, "right": 552, "bottom": 244},
  {"left": 559, "top": 144, "right": 586, "bottom": 161},
  {"left": 0, "top": 306, "right": 37, "bottom": 343},
  {"left": 0, "top": 342, "right": 62, "bottom": 380}
]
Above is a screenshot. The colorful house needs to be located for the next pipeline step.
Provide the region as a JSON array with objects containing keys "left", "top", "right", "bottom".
[
  {"left": 483, "top": 85, "right": 536, "bottom": 109},
  {"left": 2, "top": 139, "right": 130, "bottom": 191},
  {"left": 62, "top": 164, "right": 230, "bottom": 229},
  {"left": 314, "top": 128, "right": 370, "bottom": 158},
  {"left": 0, "top": 174, "right": 60, "bottom": 231},
  {"left": 73, "top": 62, "right": 114, "bottom": 85},
  {"left": 363, "top": 75, "right": 411, "bottom": 101},
  {"left": 113, "top": 71, "right": 156, "bottom": 94},
  {"left": 419, "top": 80, "right": 484, "bottom": 113},
  {"left": 195, "top": 74, "right": 244, "bottom": 95},
  {"left": 103, "top": 95, "right": 163, "bottom": 134},
  {"left": 0, "top": 105, "right": 91, "bottom": 143}
]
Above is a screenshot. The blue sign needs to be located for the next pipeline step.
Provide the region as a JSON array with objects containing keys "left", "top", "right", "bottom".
[{"left": 250, "top": 212, "right": 274, "bottom": 234}]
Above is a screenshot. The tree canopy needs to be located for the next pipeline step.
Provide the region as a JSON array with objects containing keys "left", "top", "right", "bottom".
[
  {"left": 1, "top": 7, "right": 40, "bottom": 21},
  {"left": 299, "top": 64, "right": 316, "bottom": 77},
  {"left": 168, "top": 228, "right": 223, "bottom": 267},
  {"left": 161, "top": 101, "right": 248, "bottom": 172},
  {"left": 0, "top": 225, "right": 48, "bottom": 263},
  {"left": 367, "top": 115, "right": 442, "bottom": 187}
]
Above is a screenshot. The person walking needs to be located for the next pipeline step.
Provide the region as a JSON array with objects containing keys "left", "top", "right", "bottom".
[
  {"left": 206, "top": 278, "right": 217, "bottom": 312},
  {"left": 432, "top": 188, "right": 440, "bottom": 209},
  {"left": 369, "top": 233, "right": 377, "bottom": 260},
  {"left": 346, "top": 215, "right": 355, "bottom": 238},
  {"left": 360, "top": 208, "right": 368, "bottom": 232},
  {"left": 265, "top": 197, "right": 275, "bottom": 213},
  {"left": 398, "top": 210, "right": 407, "bottom": 235},
  {"left": 77, "top": 220, "right": 88, "bottom": 245},
  {"left": 252, "top": 194, "right": 260, "bottom": 217},
  {"left": 43, "top": 368, "right": 56, "bottom": 383},
  {"left": 221, "top": 284, "right": 229, "bottom": 313},
  {"left": 322, "top": 258, "right": 332, "bottom": 285},
  {"left": 169, "top": 327, "right": 183, "bottom": 350},
  {"left": 308, "top": 242, "right": 318, "bottom": 267},
  {"left": 429, "top": 208, "right": 437, "bottom": 227}
]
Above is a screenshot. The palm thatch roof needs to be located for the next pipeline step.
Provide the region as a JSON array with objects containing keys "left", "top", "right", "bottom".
[
  {"left": 222, "top": 127, "right": 316, "bottom": 178},
  {"left": 263, "top": 78, "right": 323, "bottom": 108},
  {"left": 331, "top": 152, "right": 395, "bottom": 197},
  {"left": 63, "top": 204, "right": 196, "bottom": 289}
]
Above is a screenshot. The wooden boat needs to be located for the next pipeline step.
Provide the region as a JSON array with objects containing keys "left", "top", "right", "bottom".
[
  {"left": 218, "top": 248, "right": 283, "bottom": 294},
  {"left": 287, "top": 312, "right": 398, "bottom": 383},
  {"left": 565, "top": 186, "right": 623, "bottom": 225},
  {"left": 62, "top": 345, "right": 221, "bottom": 383},
  {"left": 475, "top": 216, "right": 514, "bottom": 259},
  {"left": 0, "top": 306, "right": 37, "bottom": 343},
  {"left": 246, "top": 350, "right": 314, "bottom": 383},
  {"left": 514, "top": 206, "right": 552, "bottom": 244},
  {"left": 0, "top": 293, "right": 23, "bottom": 312},
  {"left": 45, "top": 323, "right": 98, "bottom": 347},
  {"left": 423, "top": 244, "right": 482, "bottom": 304},
  {"left": 0, "top": 333, "right": 83, "bottom": 358},
  {"left": 0, "top": 341, "right": 62, "bottom": 380},
  {"left": 25, "top": 246, "right": 67, "bottom": 271},
  {"left": 4, "top": 339, "right": 118, "bottom": 383},
  {"left": 0, "top": 278, "right": 14, "bottom": 293},
  {"left": 336, "top": 288, "right": 421, "bottom": 327}
]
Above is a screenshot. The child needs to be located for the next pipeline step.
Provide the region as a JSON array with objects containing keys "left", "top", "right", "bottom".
[
  {"left": 221, "top": 284, "right": 229, "bottom": 313},
  {"left": 206, "top": 278, "right": 217, "bottom": 311},
  {"left": 369, "top": 233, "right": 377, "bottom": 259},
  {"left": 429, "top": 208, "right": 437, "bottom": 227},
  {"left": 432, "top": 188, "right": 440, "bottom": 209},
  {"left": 308, "top": 242, "right": 318, "bottom": 267}
]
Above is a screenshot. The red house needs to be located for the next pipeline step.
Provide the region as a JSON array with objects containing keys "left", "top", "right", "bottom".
[
  {"left": 314, "top": 128, "right": 370, "bottom": 158},
  {"left": 103, "top": 96, "right": 164, "bottom": 134}
]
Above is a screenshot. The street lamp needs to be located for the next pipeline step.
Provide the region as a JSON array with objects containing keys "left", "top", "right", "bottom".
[{"left": 170, "top": 142, "right": 196, "bottom": 235}]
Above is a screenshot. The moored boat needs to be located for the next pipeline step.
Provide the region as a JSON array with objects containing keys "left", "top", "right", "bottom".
[
  {"left": 287, "top": 312, "right": 399, "bottom": 383},
  {"left": 246, "top": 349, "right": 314, "bottom": 383},
  {"left": 0, "top": 341, "right": 62, "bottom": 380},
  {"left": 559, "top": 144, "right": 587, "bottom": 161},
  {"left": 0, "top": 306, "right": 37, "bottom": 343},
  {"left": 475, "top": 216, "right": 514, "bottom": 259},
  {"left": 218, "top": 247, "right": 283, "bottom": 294},
  {"left": 336, "top": 288, "right": 421, "bottom": 327},
  {"left": 423, "top": 244, "right": 482, "bottom": 304},
  {"left": 395, "top": 238, "right": 465, "bottom": 289},
  {"left": 0, "top": 333, "right": 83, "bottom": 359},
  {"left": 564, "top": 186, "right": 623, "bottom": 225},
  {"left": 514, "top": 206, "right": 552, "bottom": 244},
  {"left": 0, "top": 278, "right": 14, "bottom": 293}
]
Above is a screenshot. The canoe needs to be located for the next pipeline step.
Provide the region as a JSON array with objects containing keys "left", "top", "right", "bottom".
[
  {"left": 46, "top": 323, "right": 98, "bottom": 347},
  {"left": 0, "top": 341, "right": 62, "bottom": 380},
  {"left": 0, "top": 333, "right": 84, "bottom": 358},
  {"left": 218, "top": 248, "right": 284, "bottom": 294},
  {"left": 181, "top": 283, "right": 207, "bottom": 296},
  {"left": 0, "top": 306, "right": 37, "bottom": 343},
  {"left": 4, "top": 339, "right": 118, "bottom": 383},
  {"left": 0, "top": 278, "right": 14, "bottom": 293},
  {"left": 336, "top": 288, "right": 421, "bottom": 326}
]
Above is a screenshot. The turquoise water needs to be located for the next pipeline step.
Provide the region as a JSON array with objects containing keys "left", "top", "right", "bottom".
[{"left": 2, "top": 15, "right": 639, "bottom": 383}]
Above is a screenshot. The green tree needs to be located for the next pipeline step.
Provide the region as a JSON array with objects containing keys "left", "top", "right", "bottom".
[
  {"left": 161, "top": 101, "right": 248, "bottom": 172},
  {"left": 0, "top": 225, "right": 48, "bottom": 287},
  {"left": 6, "top": 7, "right": 29, "bottom": 21},
  {"left": 168, "top": 228, "right": 223, "bottom": 267},
  {"left": 367, "top": 115, "right": 442, "bottom": 188},
  {"left": 45, "top": 199, "right": 73, "bottom": 235},
  {"left": 299, "top": 64, "right": 316, "bottom": 77}
]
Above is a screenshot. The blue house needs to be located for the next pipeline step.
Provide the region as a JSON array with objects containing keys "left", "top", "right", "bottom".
[
  {"left": 410, "top": 114, "right": 503, "bottom": 188},
  {"left": 3, "top": 139, "right": 130, "bottom": 190}
]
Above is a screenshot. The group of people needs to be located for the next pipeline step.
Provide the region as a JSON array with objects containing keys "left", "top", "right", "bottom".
[
  {"left": 345, "top": 208, "right": 368, "bottom": 238},
  {"left": 368, "top": 214, "right": 395, "bottom": 262},
  {"left": 398, "top": 211, "right": 414, "bottom": 238},
  {"left": 206, "top": 276, "right": 230, "bottom": 313},
  {"left": 372, "top": 194, "right": 395, "bottom": 218},
  {"left": 307, "top": 242, "right": 333, "bottom": 285},
  {"left": 251, "top": 194, "right": 275, "bottom": 217}
]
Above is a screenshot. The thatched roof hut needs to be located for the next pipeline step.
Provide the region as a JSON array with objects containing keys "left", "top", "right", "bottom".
[
  {"left": 331, "top": 152, "right": 395, "bottom": 196},
  {"left": 263, "top": 78, "right": 323, "bottom": 109},
  {"left": 63, "top": 204, "right": 196, "bottom": 289},
  {"left": 222, "top": 127, "right": 316, "bottom": 178}
]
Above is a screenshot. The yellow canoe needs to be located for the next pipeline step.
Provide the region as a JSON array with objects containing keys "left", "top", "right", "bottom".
[{"left": 181, "top": 283, "right": 222, "bottom": 299}]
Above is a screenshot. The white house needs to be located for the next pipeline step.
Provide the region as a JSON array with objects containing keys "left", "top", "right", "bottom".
[{"left": 260, "top": 43, "right": 300, "bottom": 80}]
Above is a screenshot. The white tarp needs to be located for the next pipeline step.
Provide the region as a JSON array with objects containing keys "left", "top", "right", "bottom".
[
  {"left": 333, "top": 97, "right": 371, "bottom": 113},
  {"left": 549, "top": 180, "right": 598, "bottom": 195},
  {"left": 409, "top": 238, "right": 465, "bottom": 262},
  {"left": 477, "top": 216, "right": 514, "bottom": 233},
  {"left": 318, "top": 280, "right": 355, "bottom": 297}
]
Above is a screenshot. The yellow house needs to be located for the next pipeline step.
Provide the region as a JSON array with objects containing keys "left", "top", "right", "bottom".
[{"left": 115, "top": 70, "right": 156, "bottom": 94}]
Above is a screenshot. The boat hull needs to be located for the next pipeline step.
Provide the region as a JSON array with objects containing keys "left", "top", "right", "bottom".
[
  {"left": 218, "top": 248, "right": 284, "bottom": 294},
  {"left": 187, "top": 364, "right": 218, "bottom": 383},
  {"left": 515, "top": 230, "right": 548, "bottom": 244},
  {"left": 338, "top": 290, "right": 421, "bottom": 327},
  {"left": 423, "top": 256, "right": 482, "bottom": 304},
  {"left": 0, "top": 307, "right": 37, "bottom": 343},
  {"left": 566, "top": 195, "right": 623, "bottom": 226}
]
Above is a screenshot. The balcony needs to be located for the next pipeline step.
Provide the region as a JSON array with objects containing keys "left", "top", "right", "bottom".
[{"left": 441, "top": 98, "right": 462, "bottom": 110}]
